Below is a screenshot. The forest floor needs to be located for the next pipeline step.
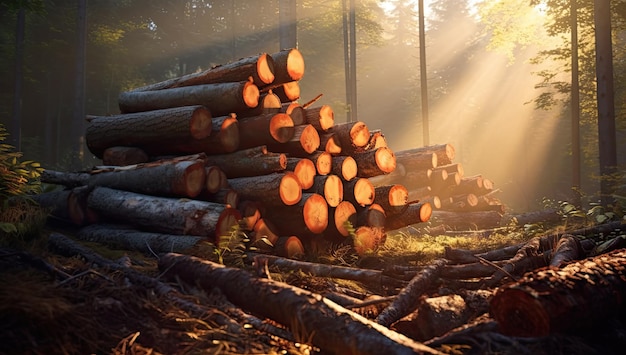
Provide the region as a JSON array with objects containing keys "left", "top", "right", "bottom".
[{"left": 2, "top": 217, "right": 626, "bottom": 355}]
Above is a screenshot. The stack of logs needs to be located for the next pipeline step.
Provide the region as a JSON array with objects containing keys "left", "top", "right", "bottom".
[
  {"left": 369, "top": 144, "right": 506, "bottom": 232},
  {"left": 38, "top": 48, "right": 500, "bottom": 258}
]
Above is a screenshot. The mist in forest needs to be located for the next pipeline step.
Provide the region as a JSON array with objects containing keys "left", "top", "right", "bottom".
[{"left": 1, "top": 0, "right": 623, "bottom": 213}]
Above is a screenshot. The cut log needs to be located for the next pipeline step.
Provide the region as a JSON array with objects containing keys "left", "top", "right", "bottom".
[
  {"left": 271, "top": 81, "right": 300, "bottom": 102},
  {"left": 237, "top": 112, "right": 295, "bottom": 150},
  {"left": 308, "top": 151, "right": 332, "bottom": 176},
  {"left": 344, "top": 177, "right": 376, "bottom": 207},
  {"left": 102, "top": 146, "right": 149, "bottom": 166},
  {"left": 332, "top": 155, "right": 358, "bottom": 181},
  {"left": 129, "top": 52, "right": 275, "bottom": 91},
  {"left": 407, "top": 186, "right": 432, "bottom": 202},
  {"left": 253, "top": 218, "right": 281, "bottom": 245},
  {"left": 328, "top": 200, "right": 358, "bottom": 238},
  {"left": 482, "top": 237, "right": 545, "bottom": 287},
  {"left": 385, "top": 202, "right": 432, "bottom": 231},
  {"left": 354, "top": 147, "right": 397, "bottom": 178},
  {"left": 432, "top": 163, "right": 463, "bottom": 179},
  {"left": 362, "top": 129, "right": 388, "bottom": 152},
  {"left": 87, "top": 187, "right": 240, "bottom": 238},
  {"left": 286, "top": 157, "right": 316, "bottom": 190},
  {"left": 237, "top": 90, "right": 283, "bottom": 118},
  {"left": 199, "top": 188, "right": 239, "bottom": 209},
  {"left": 304, "top": 105, "right": 334, "bottom": 131},
  {"left": 439, "top": 193, "right": 478, "bottom": 212},
  {"left": 357, "top": 203, "right": 386, "bottom": 228},
  {"left": 41, "top": 170, "right": 90, "bottom": 188},
  {"left": 280, "top": 102, "right": 306, "bottom": 125},
  {"left": 267, "top": 124, "right": 320, "bottom": 156},
  {"left": 353, "top": 226, "right": 386, "bottom": 256},
  {"left": 158, "top": 253, "right": 441, "bottom": 354},
  {"left": 448, "top": 175, "right": 484, "bottom": 196},
  {"left": 118, "top": 80, "right": 259, "bottom": 116},
  {"left": 402, "top": 168, "right": 432, "bottom": 189},
  {"left": 31, "top": 187, "right": 97, "bottom": 226},
  {"left": 227, "top": 172, "right": 302, "bottom": 206},
  {"left": 306, "top": 174, "right": 343, "bottom": 208},
  {"left": 373, "top": 184, "right": 408, "bottom": 215},
  {"left": 86, "top": 105, "right": 212, "bottom": 158},
  {"left": 376, "top": 258, "right": 448, "bottom": 327},
  {"left": 87, "top": 159, "right": 207, "bottom": 198},
  {"left": 270, "top": 48, "right": 305, "bottom": 84},
  {"left": 238, "top": 200, "right": 262, "bottom": 231},
  {"left": 549, "top": 234, "right": 583, "bottom": 267},
  {"left": 489, "top": 248, "right": 626, "bottom": 337},
  {"left": 394, "top": 149, "right": 437, "bottom": 171},
  {"left": 264, "top": 193, "right": 329, "bottom": 236},
  {"left": 318, "top": 131, "right": 342, "bottom": 155},
  {"left": 157, "top": 114, "right": 240, "bottom": 155},
  {"left": 206, "top": 151, "right": 287, "bottom": 178},
  {"left": 329, "top": 121, "right": 370, "bottom": 153},
  {"left": 368, "top": 163, "right": 406, "bottom": 187},
  {"left": 274, "top": 236, "right": 306, "bottom": 259},
  {"left": 204, "top": 165, "right": 225, "bottom": 194},
  {"left": 76, "top": 223, "right": 203, "bottom": 254},
  {"left": 403, "top": 144, "right": 455, "bottom": 166}
]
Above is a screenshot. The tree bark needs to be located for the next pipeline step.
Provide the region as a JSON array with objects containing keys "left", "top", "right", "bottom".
[
  {"left": 204, "top": 165, "right": 226, "bottom": 194},
  {"left": 102, "top": 146, "right": 149, "bottom": 166},
  {"left": 130, "top": 53, "right": 275, "bottom": 91},
  {"left": 318, "top": 131, "right": 343, "bottom": 155},
  {"left": 304, "top": 105, "right": 335, "bottom": 131},
  {"left": 394, "top": 149, "right": 437, "bottom": 171},
  {"left": 280, "top": 102, "right": 306, "bottom": 125},
  {"left": 332, "top": 155, "right": 357, "bottom": 181},
  {"left": 374, "top": 184, "right": 408, "bottom": 214},
  {"left": 206, "top": 151, "right": 287, "bottom": 178},
  {"left": 118, "top": 80, "right": 259, "bottom": 116},
  {"left": 401, "top": 144, "right": 455, "bottom": 166},
  {"left": 270, "top": 81, "right": 301, "bottom": 102},
  {"left": 490, "top": 248, "right": 626, "bottom": 337},
  {"left": 354, "top": 147, "right": 397, "bottom": 178},
  {"left": 158, "top": 253, "right": 442, "bottom": 354},
  {"left": 227, "top": 172, "right": 302, "bottom": 206},
  {"left": 87, "top": 186, "right": 240, "bottom": 238},
  {"left": 77, "top": 223, "right": 203, "bottom": 254},
  {"left": 86, "top": 105, "right": 212, "bottom": 158},
  {"left": 329, "top": 121, "right": 370, "bottom": 153},
  {"left": 237, "top": 91, "right": 282, "bottom": 118}
]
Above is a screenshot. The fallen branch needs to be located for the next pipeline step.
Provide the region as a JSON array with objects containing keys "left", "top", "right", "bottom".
[{"left": 158, "top": 252, "right": 442, "bottom": 355}]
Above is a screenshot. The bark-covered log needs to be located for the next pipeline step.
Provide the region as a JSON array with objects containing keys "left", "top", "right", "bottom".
[
  {"left": 264, "top": 193, "right": 328, "bottom": 235},
  {"left": 318, "top": 131, "right": 342, "bottom": 155},
  {"left": 236, "top": 90, "right": 282, "bottom": 118},
  {"left": 394, "top": 149, "right": 437, "bottom": 171},
  {"left": 327, "top": 200, "right": 357, "bottom": 238},
  {"left": 306, "top": 174, "right": 343, "bottom": 208},
  {"left": 87, "top": 159, "right": 207, "bottom": 198},
  {"left": 252, "top": 218, "right": 281, "bottom": 245},
  {"left": 270, "top": 81, "right": 300, "bottom": 102},
  {"left": 130, "top": 52, "right": 275, "bottom": 91},
  {"left": 118, "top": 80, "right": 259, "bottom": 116},
  {"left": 402, "top": 144, "right": 455, "bottom": 166},
  {"left": 280, "top": 102, "right": 306, "bottom": 125},
  {"left": 329, "top": 121, "right": 370, "bottom": 154},
  {"left": 102, "top": 146, "right": 149, "bottom": 166},
  {"left": 308, "top": 151, "right": 332, "bottom": 176},
  {"left": 31, "top": 187, "right": 97, "bottom": 226},
  {"left": 482, "top": 237, "right": 547, "bottom": 287},
  {"left": 237, "top": 112, "right": 295, "bottom": 150},
  {"left": 286, "top": 157, "right": 316, "bottom": 190},
  {"left": 204, "top": 165, "right": 225, "bottom": 194},
  {"left": 198, "top": 188, "right": 239, "bottom": 209},
  {"left": 270, "top": 48, "right": 305, "bottom": 84},
  {"left": 376, "top": 259, "right": 449, "bottom": 327},
  {"left": 155, "top": 114, "right": 240, "bottom": 155},
  {"left": 373, "top": 184, "right": 408, "bottom": 215},
  {"left": 331, "top": 155, "right": 357, "bottom": 181},
  {"left": 86, "top": 105, "right": 212, "bottom": 158},
  {"left": 76, "top": 223, "right": 204, "bottom": 254},
  {"left": 490, "top": 248, "right": 626, "bottom": 337},
  {"left": 87, "top": 186, "right": 240, "bottom": 238},
  {"left": 354, "top": 147, "right": 397, "bottom": 178},
  {"left": 158, "top": 253, "right": 442, "bottom": 354},
  {"left": 549, "top": 234, "right": 584, "bottom": 267},
  {"left": 267, "top": 124, "right": 320, "bottom": 156},
  {"left": 206, "top": 151, "right": 287, "bottom": 178},
  {"left": 368, "top": 163, "right": 406, "bottom": 187},
  {"left": 344, "top": 177, "right": 376, "bottom": 207},
  {"left": 238, "top": 200, "right": 262, "bottom": 231},
  {"left": 401, "top": 168, "right": 432, "bottom": 190},
  {"left": 227, "top": 172, "right": 302, "bottom": 207},
  {"left": 274, "top": 236, "right": 305, "bottom": 259},
  {"left": 304, "top": 105, "right": 334, "bottom": 131},
  {"left": 40, "top": 170, "right": 90, "bottom": 188},
  {"left": 385, "top": 202, "right": 432, "bottom": 231},
  {"left": 357, "top": 203, "right": 386, "bottom": 228}
]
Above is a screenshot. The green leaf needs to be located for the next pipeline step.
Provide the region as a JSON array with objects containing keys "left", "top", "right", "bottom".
[{"left": 0, "top": 222, "right": 17, "bottom": 233}]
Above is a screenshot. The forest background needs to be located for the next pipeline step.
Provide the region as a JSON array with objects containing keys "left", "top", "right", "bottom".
[{"left": 1, "top": 0, "right": 625, "bottom": 213}]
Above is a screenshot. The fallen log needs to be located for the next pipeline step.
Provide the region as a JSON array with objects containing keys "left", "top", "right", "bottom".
[
  {"left": 31, "top": 187, "right": 97, "bottom": 226},
  {"left": 490, "top": 248, "right": 626, "bottom": 337},
  {"left": 118, "top": 80, "right": 259, "bottom": 116},
  {"left": 482, "top": 237, "right": 547, "bottom": 287},
  {"left": 129, "top": 52, "right": 275, "bottom": 91},
  {"left": 227, "top": 172, "right": 302, "bottom": 207},
  {"left": 549, "top": 234, "right": 583, "bottom": 267},
  {"left": 158, "top": 253, "right": 442, "bottom": 354},
  {"left": 87, "top": 186, "right": 240, "bottom": 238},
  {"left": 102, "top": 146, "right": 148, "bottom": 166},
  {"left": 354, "top": 147, "right": 397, "bottom": 178},
  {"left": 76, "top": 223, "right": 204, "bottom": 254},
  {"left": 376, "top": 259, "right": 448, "bottom": 327},
  {"left": 86, "top": 105, "right": 212, "bottom": 158}
]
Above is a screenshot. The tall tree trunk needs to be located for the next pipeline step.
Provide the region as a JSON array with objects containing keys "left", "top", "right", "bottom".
[
  {"left": 570, "top": 0, "right": 581, "bottom": 207},
  {"left": 72, "top": 0, "right": 87, "bottom": 168},
  {"left": 279, "top": 0, "right": 297, "bottom": 50},
  {"left": 418, "top": 0, "right": 429, "bottom": 146},
  {"left": 11, "top": 7, "right": 25, "bottom": 150},
  {"left": 594, "top": 0, "right": 617, "bottom": 206}
]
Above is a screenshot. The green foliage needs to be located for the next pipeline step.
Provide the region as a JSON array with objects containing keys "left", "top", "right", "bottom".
[{"left": 214, "top": 222, "right": 252, "bottom": 268}]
